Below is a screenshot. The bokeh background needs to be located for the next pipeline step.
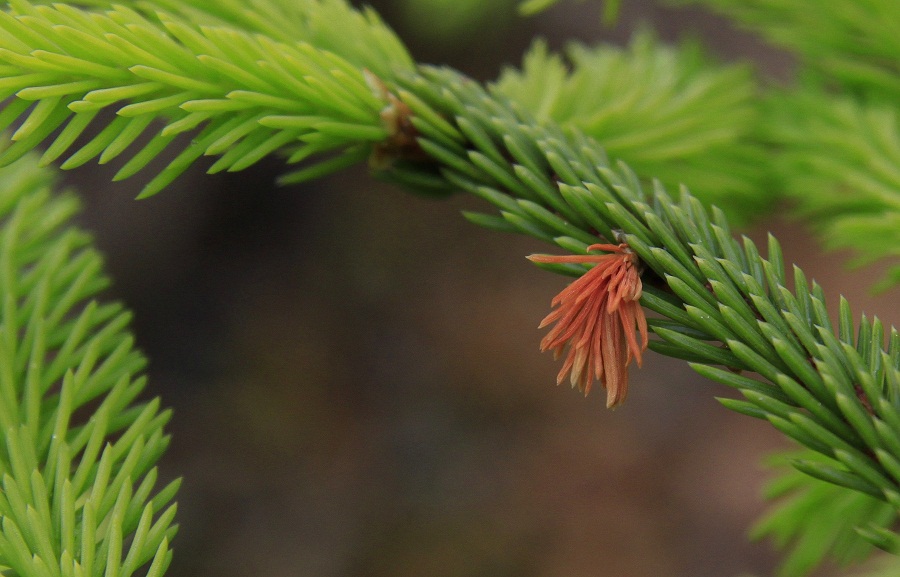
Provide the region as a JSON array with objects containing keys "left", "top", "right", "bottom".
[{"left": 62, "top": 1, "right": 898, "bottom": 576}]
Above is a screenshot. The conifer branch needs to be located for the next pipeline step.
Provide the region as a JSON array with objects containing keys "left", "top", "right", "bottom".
[
  {"left": 674, "top": 0, "right": 900, "bottom": 102},
  {"left": 379, "top": 64, "right": 900, "bottom": 568},
  {"left": 26, "top": 0, "right": 414, "bottom": 80},
  {"left": 763, "top": 90, "right": 900, "bottom": 291},
  {"left": 754, "top": 450, "right": 897, "bottom": 575},
  {"left": 674, "top": 0, "right": 900, "bottom": 290},
  {"left": 493, "top": 31, "right": 771, "bottom": 221},
  {"left": 0, "top": 1, "right": 403, "bottom": 198},
  {"left": 0, "top": 1, "right": 897, "bottom": 574},
  {"left": 0, "top": 149, "right": 177, "bottom": 577}
]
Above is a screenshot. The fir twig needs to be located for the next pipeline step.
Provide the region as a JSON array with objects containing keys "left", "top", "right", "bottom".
[
  {"left": 0, "top": 1, "right": 408, "bottom": 197},
  {"left": 0, "top": 1, "right": 896, "bottom": 575},
  {"left": 493, "top": 31, "right": 771, "bottom": 221},
  {"left": 382, "top": 64, "right": 900, "bottom": 570},
  {"left": 674, "top": 0, "right": 900, "bottom": 289},
  {"left": 763, "top": 90, "right": 900, "bottom": 291},
  {"left": 26, "top": 0, "right": 414, "bottom": 80},
  {"left": 674, "top": 0, "right": 900, "bottom": 101},
  {"left": 0, "top": 149, "right": 177, "bottom": 577}
]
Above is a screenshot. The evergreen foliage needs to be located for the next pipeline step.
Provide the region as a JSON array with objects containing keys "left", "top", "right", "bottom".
[
  {"left": 516, "top": 0, "right": 900, "bottom": 289},
  {"left": 385, "top": 63, "right": 900, "bottom": 576},
  {"left": 493, "top": 31, "right": 770, "bottom": 221},
  {"left": 755, "top": 451, "right": 897, "bottom": 575},
  {"left": 763, "top": 91, "right": 900, "bottom": 291},
  {"left": 0, "top": 1, "right": 408, "bottom": 198},
  {"left": 674, "top": 0, "right": 900, "bottom": 290},
  {"left": 30, "top": 0, "right": 415, "bottom": 79},
  {"left": 0, "top": 0, "right": 895, "bottom": 576},
  {"left": 0, "top": 149, "right": 177, "bottom": 577},
  {"left": 673, "top": 0, "right": 900, "bottom": 101}
]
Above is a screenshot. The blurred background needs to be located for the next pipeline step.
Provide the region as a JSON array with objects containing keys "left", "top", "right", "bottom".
[{"left": 64, "top": 1, "right": 898, "bottom": 576}]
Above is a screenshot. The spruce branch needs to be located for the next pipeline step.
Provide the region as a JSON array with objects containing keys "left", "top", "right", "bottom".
[
  {"left": 0, "top": 149, "right": 177, "bottom": 577},
  {"left": 0, "top": 1, "right": 404, "bottom": 198},
  {"left": 754, "top": 450, "right": 897, "bottom": 576},
  {"left": 672, "top": 0, "right": 900, "bottom": 102},
  {"left": 378, "top": 63, "right": 900, "bottom": 572},
  {"left": 494, "top": 31, "right": 771, "bottom": 222},
  {"left": 669, "top": 0, "right": 900, "bottom": 291},
  {"left": 763, "top": 90, "right": 900, "bottom": 291},
  {"left": 25, "top": 0, "right": 414, "bottom": 80},
  {"left": 1, "top": 0, "right": 898, "bottom": 573}
]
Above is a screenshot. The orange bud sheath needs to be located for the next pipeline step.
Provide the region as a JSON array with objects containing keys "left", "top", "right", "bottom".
[{"left": 528, "top": 243, "right": 648, "bottom": 408}]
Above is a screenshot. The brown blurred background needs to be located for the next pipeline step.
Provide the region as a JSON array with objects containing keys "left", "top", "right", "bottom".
[{"left": 65, "top": 1, "right": 898, "bottom": 576}]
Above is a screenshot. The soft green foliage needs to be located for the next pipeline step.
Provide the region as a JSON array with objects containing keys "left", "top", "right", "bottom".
[
  {"left": 493, "top": 32, "right": 770, "bottom": 222},
  {"left": 755, "top": 451, "right": 896, "bottom": 577},
  {"left": 0, "top": 0, "right": 405, "bottom": 198},
  {"left": 673, "top": 0, "right": 900, "bottom": 289},
  {"left": 0, "top": 0, "right": 896, "bottom": 575},
  {"left": 763, "top": 91, "right": 900, "bottom": 291},
  {"left": 0, "top": 150, "right": 177, "bottom": 577},
  {"left": 30, "top": 0, "right": 415, "bottom": 80},
  {"left": 672, "top": 0, "right": 900, "bottom": 101},
  {"left": 384, "top": 64, "right": 900, "bottom": 574}
]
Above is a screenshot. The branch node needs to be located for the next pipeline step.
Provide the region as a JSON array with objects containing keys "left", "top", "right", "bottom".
[{"left": 364, "top": 69, "right": 426, "bottom": 168}]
